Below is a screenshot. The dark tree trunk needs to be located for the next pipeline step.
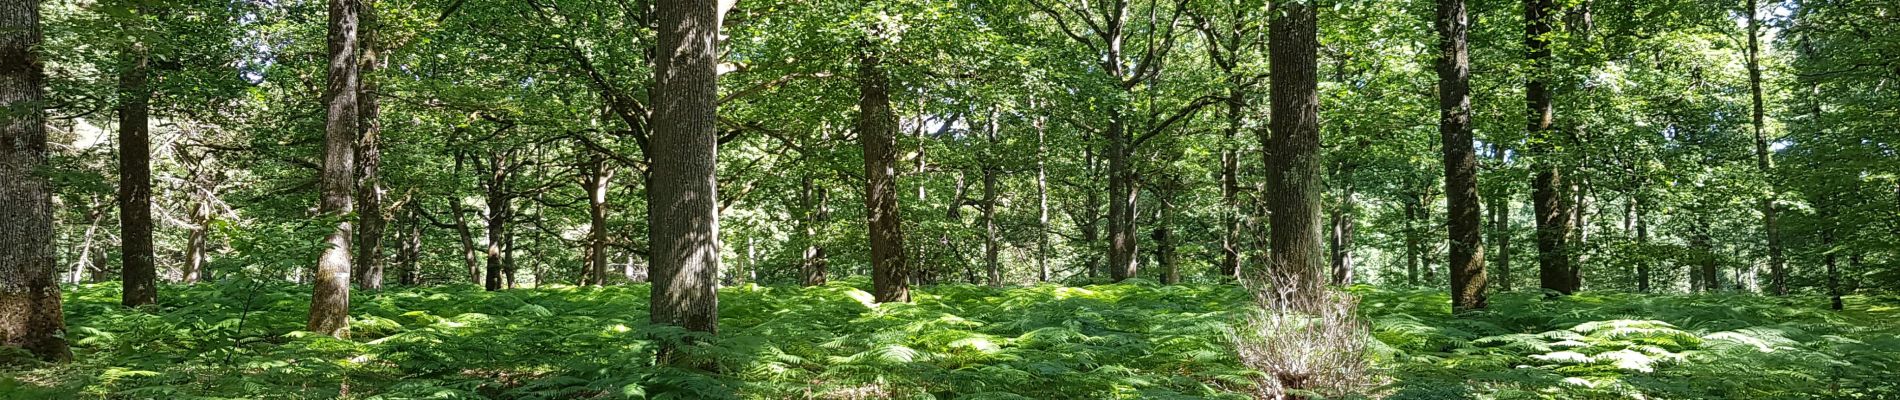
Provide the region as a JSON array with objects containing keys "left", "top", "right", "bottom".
[
  {"left": 1079, "top": 137, "right": 1102, "bottom": 278},
  {"left": 1152, "top": 200, "right": 1178, "bottom": 285},
  {"left": 1034, "top": 112, "right": 1050, "bottom": 282},
  {"left": 1692, "top": 218, "right": 1718, "bottom": 292},
  {"left": 800, "top": 174, "right": 829, "bottom": 286},
  {"left": 399, "top": 212, "right": 421, "bottom": 285},
  {"left": 1220, "top": 88, "right": 1244, "bottom": 280},
  {"left": 981, "top": 113, "right": 1001, "bottom": 286},
  {"left": 648, "top": 0, "right": 722, "bottom": 336},
  {"left": 353, "top": 0, "right": 385, "bottom": 291},
  {"left": 858, "top": 43, "right": 909, "bottom": 303},
  {"left": 1404, "top": 201, "right": 1421, "bottom": 286},
  {"left": 1526, "top": 0, "right": 1574, "bottom": 295},
  {"left": 1490, "top": 145, "right": 1513, "bottom": 291},
  {"left": 1633, "top": 193, "right": 1650, "bottom": 292},
  {"left": 1439, "top": 0, "right": 1486, "bottom": 311},
  {"left": 1743, "top": 0, "right": 1784, "bottom": 296},
  {"left": 0, "top": 0, "right": 71, "bottom": 360},
  {"left": 118, "top": 38, "right": 157, "bottom": 308},
  {"left": 308, "top": 0, "right": 359, "bottom": 338},
  {"left": 1105, "top": 116, "right": 1139, "bottom": 282},
  {"left": 482, "top": 151, "right": 511, "bottom": 291},
  {"left": 1266, "top": 0, "right": 1325, "bottom": 310}
]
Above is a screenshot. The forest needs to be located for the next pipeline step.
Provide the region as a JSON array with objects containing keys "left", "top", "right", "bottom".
[{"left": 0, "top": 0, "right": 1897, "bottom": 398}]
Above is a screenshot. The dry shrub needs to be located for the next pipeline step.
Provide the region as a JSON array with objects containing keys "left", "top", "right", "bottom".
[{"left": 1229, "top": 269, "right": 1380, "bottom": 399}]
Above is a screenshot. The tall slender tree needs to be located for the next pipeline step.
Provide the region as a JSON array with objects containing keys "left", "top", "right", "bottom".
[
  {"left": 859, "top": 39, "right": 909, "bottom": 303},
  {"left": 354, "top": 0, "right": 385, "bottom": 291},
  {"left": 1266, "top": 0, "right": 1324, "bottom": 310},
  {"left": 308, "top": 0, "right": 360, "bottom": 338},
  {"left": 1525, "top": 0, "right": 1574, "bottom": 295},
  {"left": 0, "top": 0, "right": 71, "bottom": 361},
  {"left": 647, "top": 0, "right": 723, "bottom": 336},
  {"left": 1438, "top": 0, "right": 1486, "bottom": 311},
  {"left": 1743, "top": 0, "right": 1785, "bottom": 296},
  {"left": 117, "top": 16, "right": 157, "bottom": 307}
]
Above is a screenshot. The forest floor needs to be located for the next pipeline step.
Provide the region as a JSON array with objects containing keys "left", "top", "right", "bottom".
[{"left": 2, "top": 280, "right": 1896, "bottom": 399}]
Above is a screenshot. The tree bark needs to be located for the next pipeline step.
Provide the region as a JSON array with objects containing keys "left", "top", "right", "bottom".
[
  {"left": 353, "top": 0, "right": 385, "bottom": 291},
  {"left": 1266, "top": 0, "right": 1325, "bottom": 311},
  {"left": 584, "top": 153, "right": 614, "bottom": 286},
  {"left": 858, "top": 43, "right": 909, "bottom": 303},
  {"left": 1490, "top": 144, "right": 1513, "bottom": 291},
  {"left": 1526, "top": 0, "right": 1574, "bottom": 295},
  {"left": 1034, "top": 112, "right": 1051, "bottom": 282},
  {"left": 648, "top": 0, "right": 723, "bottom": 336},
  {"left": 1633, "top": 192, "right": 1650, "bottom": 292},
  {"left": 0, "top": 0, "right": 71, "bottom": 360},
  {"left": 981, "top": 113, "right": 1001, "bottom": 287},
  {"left": 118, "top": 36, "right": 157, "bottom": 308},
  {"left": 399, "top": 211, "right": 421, "bottom": 286},
  {"left": 1329, "top": 179, "right": 1355, "bottom": 286},
  {"left": 800, "top": 174, "right": 828, "bottom": 286},
  {"left": 308, "top": 0, "right": 359, "bottom": 338},
  {"left": 1439, "top": 0, "right": 1486, "bottom": 311},
  {"left": 1743, "top": 0, "right": 1785, "bottom": 296},
  {"left": 1105, "top": 115, "right": 1139, "bottom": 281},
  {"left": 1823, "top": 229, "right": 1840, "bottom": 310},
  {"left": 482, "top": 151, "right": 511, "bottom": 291}
]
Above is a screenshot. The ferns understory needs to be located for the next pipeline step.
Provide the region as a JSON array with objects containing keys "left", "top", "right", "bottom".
[{"left": 2, "top": 281, "right": 1896, "bottom": 399}]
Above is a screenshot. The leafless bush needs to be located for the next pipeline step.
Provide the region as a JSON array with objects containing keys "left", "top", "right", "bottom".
[{"left": 1229, "top": 269, "right": 1380, "bottom": 399}]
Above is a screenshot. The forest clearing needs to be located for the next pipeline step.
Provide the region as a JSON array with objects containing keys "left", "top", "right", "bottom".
[{"left": 1, "top": 0, "right": 1896, "bottom": 398}]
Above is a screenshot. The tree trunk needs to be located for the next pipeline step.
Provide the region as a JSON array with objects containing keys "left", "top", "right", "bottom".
[
  {"left": 482, "top": 151, "right": 511, "bottom": 291},
  {"left": 585, "top": 153, "right": 614, "bottom": 286},
  {"left": 183, "top": 192, "right": 210, "bottom": 283},
  {"left": 1526, "top": 0, "right": 1574, "bottom": 295},
  {"left": 1153, "top": 200, "right": 1178, "bottom": 285},
  {"left": 1079, "top": 136, "right": 1102, "bottom": 278},
  {"left": 1404, "top": 202, "right": 1420, "bottom": 286},
  {"left": 118, "top": 37, "right": 157, "bottom": 308},
  {"left": 0, "top": 0, "right": 72, "bottom": 360},
  {"left": 1266, "top": 0, "right": 1325, "bottom": 311},
  {"left": 1105, "top": 116, "right": 1138, "bottom": 281},
  {"left": 1440, "top": 0, "right": 1486, "bottom": 311},
  {"left": 399, "top": 212, "right": 421, "bottom": 285},
  {"left": 1490, "top": 145, "right": 1513, "bottom": 292},
  {"left": 648, "top": 0, "right": 723, "bottom": 337},
  {"left": 72, "top": 201, "right": 107, "bottom": 284},
  {"left": 353, "top": 0, "right": 385, "bottom": 291},
  {"left": 1220, "top": 86, "right": 1244, "bottom": 280},
  {"left": 1035, "top": 113, "right": 1050, "bottom": 282},
  {"left": 1693, "top": 218, "right": 1718, "bottom": 292},
  {"left": 1329, "top": 182, "right": 1355, "bottom": 286},
  {"left": 858, "top": 43, "right": 909, "bottom": 303},
  {"left": 800, "top": 174, "right": 829, "bottom": 286},
  {"left": 1744, "top": 0, "right": 1784, "bottom": 296},
  {"left": 981, "top": 113, "right": 1001, "bottom": 287},
  {"left": 308, "top": 0, "right": 359, "bottom": 338},
  {"left": 1633, "top": 193, "right": 1650, "bottom": 292},
  {"left": 1823, "top": 229, "right": 1841, "bottom": 310}
]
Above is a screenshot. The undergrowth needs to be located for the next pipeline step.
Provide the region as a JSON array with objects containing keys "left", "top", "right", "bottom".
[{"left": 1, "top": 280, "right": 1895, "bottom": 399}]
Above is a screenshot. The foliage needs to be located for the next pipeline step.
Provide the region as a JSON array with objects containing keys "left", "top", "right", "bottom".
[{"left": 6, "top": 283, "right": 1898, "bottom": 399}]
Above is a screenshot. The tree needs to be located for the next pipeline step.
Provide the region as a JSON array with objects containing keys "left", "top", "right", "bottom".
[
  {"left": 647, "top": 0, "right": 723, "bottom": 336},
  {"left": 1266, "top": 0, "right": 1323, "bottom": 309},
  {"left": 353, "top": 0, "right": 386, "bottom": 291},
  {"left": 308, "top": 0, "right": 359, "bottom": 338},
  {"left": 1525, "top": 0, "right": 1575, "bottom": 295},
  {"left": 1743, "top": 0, "right": 1785, "bottom": 296},
  {"left": 1, "top": 0, "right": 71, "bottom": 361},
  {"left": 117, "top": 5, "right": 156, "bottom": 307},
  {"left": 1438, "top": 0, "right": 1486, "bottom": 310},
  {"left": 859, "top": 38, "right": 909, "bottom": 303}
]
